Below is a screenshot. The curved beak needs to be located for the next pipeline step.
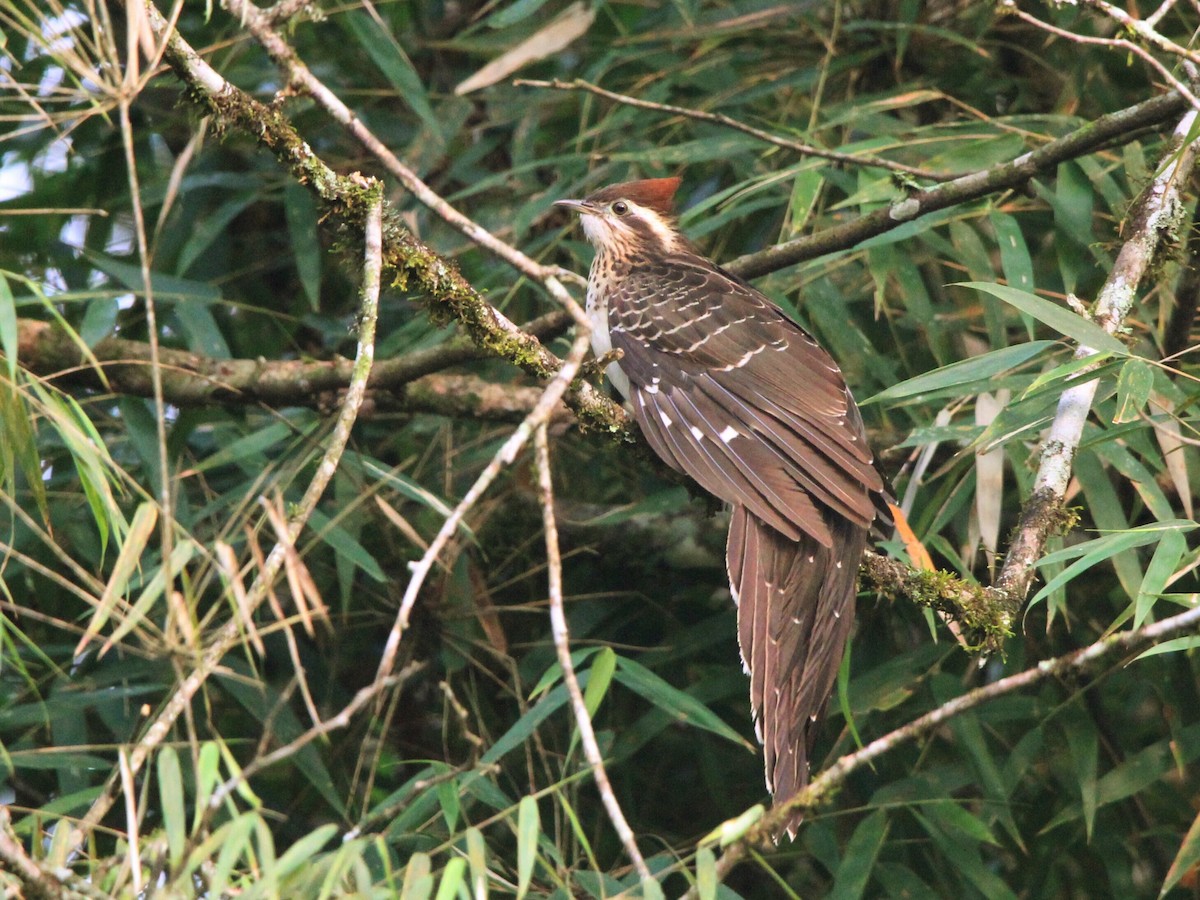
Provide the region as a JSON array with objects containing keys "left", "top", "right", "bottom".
[{"left": 553, "top": 198, "right": 589, "bottom": 214}]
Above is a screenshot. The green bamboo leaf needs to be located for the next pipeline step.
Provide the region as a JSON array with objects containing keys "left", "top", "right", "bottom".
[
  {"left": 529, "top": 648, "right": 600, "bottom": 698},
  {"left": 989, "top": 211, "right": 1034, "bottom": 294},
  {"left": 1162, "top": 808, "right": 1200, "bottom": 896},
  {"left": 434, "top": 857, "right": 467, "bottom": 900},
  {"left": 864, "top": 341, "right": 1055, "bottom": 405},
  {"left": 1060, "top": 704, "right": 1099, "bottom": 842},
  {"left": 1137, "top": 635, "right": 1200, "bottom": 660},
  {"left": 1113, "top": 358, "right": 1154, "bottom": 424},
  {"left": 696, "top": 847, "right": 717, "bottom": 900},
  {"left": 437, "top": 776, "right": 460, "bottom": 833},
  {"left": 192, "top": 742, "right": 223, "bottom": 830},
  {"left": 584, "top": 646, "right": 616, "bottom": 718},
  {"left": 1031, "top": 522, "right": 1194, "bottom": 607},
  {"left": 1135, "top": 529, "right": 1187, "bottom": 629},
  {"left": 210, "top": 812, "right": 257, "bottom": 896},
  {"left": 830, "top": 809, "right": 889, "bottom": 900},
  {"left": 284, "top": 182, "right": 322, "bottom": 311},
  {"left": 75, "top": 501, "right": 158, "bottom": 656},
  {"left": 614, "top": 656, "right": 748, "bottom": 747},
  {"left": 0, "top": 271, "right": 17, "bottom": 379},
  {"left": 1042, "top": 722, "right": 1200, "bottom": 833},
  {"left": 954, "top": 282, "right": 1127, "bottom": 354},
  {"left": 269, "top": 825, "right": 338, "bottom": 881},
  {"left": 158, "top": 746, "right": 187, "bottom": 869},
  {"left": 483, "top": 0, "right": 555, "bottom": 28},
  {"left": 516, "top": 796, "right": 538, "bottom": 900},
  {"left": 342, "top": 12, "right": 443, "bottom": 143},
  {"left": 401, "top": 852, "right": 434, "bottom": 900},
  {"left": 176, "top": 190, "right": 257, "bottom": 276},
  {"left": 98, "top": 539, "right": 197, "bottom": 657},
  {"left": 465, "top": 827, "right": 487, "bottom": 899}
]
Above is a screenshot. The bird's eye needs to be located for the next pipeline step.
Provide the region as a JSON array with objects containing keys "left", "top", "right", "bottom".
[{"left": 611, "top": 201, "right": 629, "bottom": 216}]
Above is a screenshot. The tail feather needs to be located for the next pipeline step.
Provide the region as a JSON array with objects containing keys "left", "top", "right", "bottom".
[{"left": 727, "top": 505, "right": 866, "bottom": 839}]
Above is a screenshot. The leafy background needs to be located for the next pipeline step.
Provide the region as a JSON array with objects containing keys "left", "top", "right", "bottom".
[{"left": 2, "top": 0, "right": 1200, "bottom": 897}]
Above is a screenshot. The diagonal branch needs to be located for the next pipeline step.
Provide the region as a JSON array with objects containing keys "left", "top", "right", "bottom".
[
  {"left": 145, "top": 0, "right": 630, "bottom": 438},
  {"left": 726, "top": 89, "right": 1191, "bottom": 279}
]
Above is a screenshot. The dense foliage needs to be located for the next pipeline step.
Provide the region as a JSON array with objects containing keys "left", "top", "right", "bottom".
[{"left": 3, "top": 0, "right": 1200, "bottom": 897}]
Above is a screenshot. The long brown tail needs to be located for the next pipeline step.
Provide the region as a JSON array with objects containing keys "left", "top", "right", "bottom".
[{"left": 726, "top": 505, "right": 867, "bottom": 839}]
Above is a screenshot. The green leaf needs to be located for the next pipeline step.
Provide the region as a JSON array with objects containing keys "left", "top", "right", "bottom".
[
  {"left": 517, "top": 796, "right": 538, "bottom": 900},
  {"left": 696, "top": 846, "right": 717, "bottom": 900},
  {"left": 1136, "top": 635, "right": 1200, "bottom": 660},
  {"left": 465, "top": 827, "right": 487, "bottom": 899},
  {"left": 1031, "top": 522, "right": 1194, "bottom": 607},
  {"left": 158, "top": 746, "right": 187, "bottom": 869},
  {"left": 84, "top": 250, "right": 222, "bottom": 303},
  {"left": 342, "top": 12, "right": 443, "bottom": 143},
  {"left": 401, "top": 852, "right": 434, "bottom": 900},
  {"left": 830, "top": 809, "right": 888, "bottom": 900},
  {"left": 614, "top": 656, "right": 748, "bottom": 747},
  {"left": 175, "top": 191, "right": 257, "bottom": 276},
  {"left": 437, "top": 774, "right": 460, "bottom": 832},
  {"left": 284, "top": 182, "right": 322, "bottom": 311},
  {"left": 1042, "top": 723, "right": 1200, "bottom": 833},
  {"left": 989, "top": 211, "right": 1035, "bottom": 294},
  {"left": 308, "top": 508, "right": 388, "bottom": 583},
  {"left": 173, "top": 298, "right": 230, "bottom": 358},
  {"left": 1113, "top": 358, "right": 1154, "bottom": 424},
  {"left": 584, "top": 646, "right": 616, "bottom": 718},
  {"left": 1162, "top": 807, "right": 1200, "bottom": 896},
  {"left": 269, "top": 825, "right": 338, "bottom": 882},
  {"left": 483, "top": 0, "right": 556, "bottom": 28},
  {"left": 1135, "top": 528, "right": 1187, "bottom": 629},
  {"left": 434, "top": 857, "right": 467, "bottom": 900},
  {"left": 953, "top": 282, "right": 1128, "bottom": 354},
  {"left": 0, "top": 271, "right": 17, "bottom": 380},
  {"left": 864, "top": 341, "right": 1055, "bottom": 405},
  {"left": 1060, "top": 704, "right": 1099, "bottom": 842}
]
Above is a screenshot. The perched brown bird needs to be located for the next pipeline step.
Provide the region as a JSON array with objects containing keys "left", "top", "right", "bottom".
[{"left": 556, "top": 177, "right": 888, "bottom": 836}]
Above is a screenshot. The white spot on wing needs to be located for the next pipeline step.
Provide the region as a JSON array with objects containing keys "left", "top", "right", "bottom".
[
  {"left": 689, "top": 425, "right": 704, "bottom": 440},
  {"left": 719, "top": 425, "right": 739, "bottom": 442},
  {"left": 658, "top": 409, "right": 673, "bottom": 427}
]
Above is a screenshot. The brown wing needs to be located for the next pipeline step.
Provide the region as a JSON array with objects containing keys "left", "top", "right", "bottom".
[{"left": 608, "top": 253, "right": 882, "bottom": 545}]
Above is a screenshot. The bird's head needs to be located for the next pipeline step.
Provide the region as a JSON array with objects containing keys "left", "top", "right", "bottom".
[{"left": 555, "top": 177, "right": 685, "bottom": 255}]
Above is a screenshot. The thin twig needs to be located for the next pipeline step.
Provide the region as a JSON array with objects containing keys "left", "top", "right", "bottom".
[
  {"left": 1082, "top": 0, "right": 1200, "bottom": 65},
  {"left": 534, "top": 423, "right": 652, "bottom": 882},
  {"left": 515, "top": 77, "right": 952, "bottom": 181},
  {"left": 73, "top": 181, "right": 386, "bottom": 851},
  {"left": 205, "top": 665, "right": 420, "bottom": 811},
  {"left": 1001, "top": 2, "right": 1200, "bottom": 110},
  {"left": 687, "top": 598, "right": 1200, "bottom": 893},
  {"left": 995, "top": 106, "right": 1200, "bottom": 601}
]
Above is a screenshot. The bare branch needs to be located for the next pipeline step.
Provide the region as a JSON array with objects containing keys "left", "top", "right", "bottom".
[
  {"left": 534, "top": 423, "right": 652, "bottom": 882},
  {"left": 15, "top": 317, "right": 573, "bottom": 422}
]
